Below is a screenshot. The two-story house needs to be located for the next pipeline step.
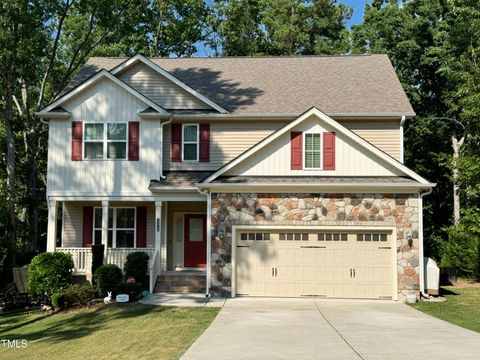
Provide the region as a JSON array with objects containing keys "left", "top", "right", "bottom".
[{"left": 37, "top": 54, "right": 434, "bottom": 300}]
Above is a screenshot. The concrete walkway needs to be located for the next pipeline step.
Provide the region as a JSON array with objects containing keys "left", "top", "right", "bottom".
[
  {"left": 181, "top": 297, "right": 480, "bottom": 360},
  {"left": 139, "top": 293, "right": 226, "bottom": 307}
]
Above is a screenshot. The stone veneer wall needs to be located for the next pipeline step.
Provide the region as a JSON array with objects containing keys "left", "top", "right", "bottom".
[{"left": 211, "top": 193, "right": 420, "bottom": 299}]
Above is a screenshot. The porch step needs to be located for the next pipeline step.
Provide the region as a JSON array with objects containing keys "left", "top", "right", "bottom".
[{"left": 154, "top": 273, "right": 206, "bottom": 294}]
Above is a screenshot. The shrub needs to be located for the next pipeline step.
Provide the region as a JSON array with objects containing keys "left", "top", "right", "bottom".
[
  {"left": 94, "top": 264, "right": 123, "bottom": 296},
  {"left": 114, "top": 282, "right": 143, "bottom": 300},
  {"left": 124, "top": 252, "right": 149, "bottom": 287},
  {"left": 91, "top": 245, "right": 104, "bottom": 281},
  {"left": 27, "top": 252, "right": 74, "bottom": 303},
  {"left": 51, "top": 283, "right": 96, "bottom": 309}
]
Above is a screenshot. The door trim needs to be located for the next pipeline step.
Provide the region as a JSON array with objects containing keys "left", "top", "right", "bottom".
[
  {"left": 232, "top": 225, "right": 398, "bottom": 300},
  {"left": 172, "top": 211, "right": 205, "bottom": 269}
]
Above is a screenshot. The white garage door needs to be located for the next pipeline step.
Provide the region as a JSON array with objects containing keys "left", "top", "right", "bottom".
[{"left": 235, "top": 230, "right": 394, "bottom": 299}]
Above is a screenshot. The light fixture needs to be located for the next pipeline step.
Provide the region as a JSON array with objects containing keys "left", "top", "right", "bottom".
[
  {"left": 156, "top": 218, "right": 160, "bottom": 232},
  {"left": 406, "top": 230, "right": 413, "bottom": 248}
]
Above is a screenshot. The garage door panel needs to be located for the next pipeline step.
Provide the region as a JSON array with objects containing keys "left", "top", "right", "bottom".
[{"left": 236, "top": 230, "right": 393, "bottom": 299}]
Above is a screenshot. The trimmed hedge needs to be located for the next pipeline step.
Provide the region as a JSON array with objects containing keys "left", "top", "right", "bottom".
[
  {"left": 124, "top": 252, "right": 149, "bottom": 288},
  {"left": 27, "top": 252, "right": 74, "bottom": 303},
  {"left": 94, "top": 264, "right": 123, "bottom": 296}
]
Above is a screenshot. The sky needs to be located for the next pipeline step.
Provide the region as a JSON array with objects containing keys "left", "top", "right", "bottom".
[{"left": 340, "top": 0, "right": 372, "bottom": 29}]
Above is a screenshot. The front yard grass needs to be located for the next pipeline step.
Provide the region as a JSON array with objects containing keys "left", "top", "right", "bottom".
[
  {"left": 0, "top": 303, "right": 219, "bottom": 360},
  {"left": 410, "top": 280, "right": 480, "bottom": 333}
]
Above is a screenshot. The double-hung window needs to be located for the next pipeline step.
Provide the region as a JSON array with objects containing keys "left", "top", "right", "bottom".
[
  {"left": 84, "top": 123, "right": 127, "bottom": 160},
  {"left": 93, "top": 207, "right": 136, "bottom": 248},
  {"left": 304, "top": 133, "right": 321, "bottom": 169},
  {"left": 182, "top": 124, "right": 199, "bottom": 161}
]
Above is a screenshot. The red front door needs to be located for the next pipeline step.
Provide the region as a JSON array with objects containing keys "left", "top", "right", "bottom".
[{"left": 184, "top": 214, "right": 207, "bottom": 268}]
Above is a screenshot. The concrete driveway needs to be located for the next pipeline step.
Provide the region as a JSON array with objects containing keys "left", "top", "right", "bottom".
[{"left": 181, "top": 297, "right": 480, "bottom": 360}]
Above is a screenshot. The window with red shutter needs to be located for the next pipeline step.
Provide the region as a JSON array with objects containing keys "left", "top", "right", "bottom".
[
  {"left": 136, "top": 207, "right": 147, "bottom": 248},
  {"left": 290, "top": 132, "right": 303, "bottom": 170},
  {"left": 83, "top": 206, "right": 93, "bottom": 247}
]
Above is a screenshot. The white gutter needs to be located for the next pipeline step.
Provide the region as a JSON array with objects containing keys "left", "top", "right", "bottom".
[
  {"left": 419, "top": 188, "right": 433, "bottom": 298},
  {"left": 400, "top": 116, "right": 406, "bottom": 163},
  {"left": 196, "top": 182, "right": 436, "bottom": 190},
  {"left": 34, "top": 111, "right": 71, "bottom": 119},
  {"left": 168, "top": 112, "right": 416, "bottom": 120},
  {"left": 159, "top": 117, "right": 172, "bottom": 180}
]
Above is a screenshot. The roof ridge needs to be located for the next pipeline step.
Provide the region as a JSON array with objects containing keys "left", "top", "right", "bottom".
[{"left": 87, "top": 54, "right": 387, "bottom": 60}]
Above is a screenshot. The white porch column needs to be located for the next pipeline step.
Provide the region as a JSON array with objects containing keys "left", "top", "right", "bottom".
[
  {"left": 155, "top": 201, "right": 163, "bottom": 272},
  {"left": 206, "top": 192, "right": 212, "bottom": 296},
  {"left": 101, "top": 201, "right": 109, "bottom": 263},
  {"left": 162, "top": 202, "right": 168, "bottom": 271},
  {"left": 46, "top": 200, "right": 58, "bottom": 252}
]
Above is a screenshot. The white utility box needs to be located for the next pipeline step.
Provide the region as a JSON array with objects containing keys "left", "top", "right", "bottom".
[{"left": 424, "top": 257, "right": 440, "bottom": 296}]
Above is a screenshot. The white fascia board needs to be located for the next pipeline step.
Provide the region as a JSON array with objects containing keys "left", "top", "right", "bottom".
[
  {"left": 202, "top": 107, "right": 431, "bottom": 185},
  {"left": 110, "top": 54, "right": 229, "bottom": 114},
  {"left": 39, "top": 69, "right": 169, "bottom": 115},
  {"left": 48, "top": 192, "right": 206, "bottom": 202}
]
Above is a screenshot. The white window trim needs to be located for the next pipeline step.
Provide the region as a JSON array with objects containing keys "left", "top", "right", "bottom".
[
  {"left": 303, "top": 132, "right": 323, "bottom": 170},
  {"left": 83, "top": 122, "right": 128, "bottom": 160},
  {"left": 93, "top": 207, "right": 136, "bottom": 248},
  {"left": 182, "top": 123, "right": 199, "bottom": 162}
]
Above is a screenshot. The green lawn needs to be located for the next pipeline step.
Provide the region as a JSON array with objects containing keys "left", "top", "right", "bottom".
[
  {"left": 0, "top": 303, "right": 219, "bottom": 360},
  {"left": 410, "top": 284, "right": 480, "bottom": 333}
]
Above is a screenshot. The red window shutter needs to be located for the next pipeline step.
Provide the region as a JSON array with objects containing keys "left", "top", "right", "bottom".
[
  {"left": 136, "top": 206, "right": 147, "bottom": 248},
  {"left": 323, "top": 132, "right": 336, "bottom": 170},
  {"left": 199, "top": 124, "right": 210, "bottom": 162},
  {"left": 171, "top": 124, "right": 182, "bottom": 162},
  {"left": 128, "top": 122, "right": 140, "bottom": 161},
  {"left": 83, "top": 206, "right": 93, "bottom": 247},
  {"left": 290, "top": 132, "right": 303, "bottom": 170},
  {"left": 72, "top": 121, "right": 83, "bottom": 161}
]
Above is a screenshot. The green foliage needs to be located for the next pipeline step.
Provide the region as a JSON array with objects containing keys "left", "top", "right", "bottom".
[
  {"left": 51, "top": 283, "right": 96, "bottom": 309},
  {"left": 27, "top": 252, "right": 74, "bottom": 303},
  {"left": 94, "top": 264, "right": 123, "bottom": 296},
  {"left": 91, "top": 244, "right": 104, "bottom": 280},
  {"left": 114, "top": 282, "right": 143, "bottom": 299},
  {"left": 124, "top": 251, "right": 149, "bottom": 287},
  {"left": 442, "top": 208, "right": 480, "bottom": 280}
]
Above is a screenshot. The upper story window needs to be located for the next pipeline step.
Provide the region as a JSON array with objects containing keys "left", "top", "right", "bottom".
[
  {"left": 304, "top": 133, "right": 321, "bottom": 169},
  {"left": 182, "top": 124, "right": 199, "bottom": 161},
  {"left": 84, "top": 123, "right": 127, "bottom": 160}
]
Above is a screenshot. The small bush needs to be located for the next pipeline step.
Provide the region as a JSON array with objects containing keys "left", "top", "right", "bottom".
[
  {"left": 94, "top": 264, "right": 123, "bottom": 296},
  {"left": 91, "top": 245, "right": 104, "bottom": 281},
  {"left": 27, "top": 252, "right": 74, "bottom": 303},
  {"left": 51, "top": 283, "right": 96, "bottom": 309},
  {"left": 51, "top": 292, "right": 64, "bottom": 309},
  {"left": 124, "top": 252, "right": 149, "bottom": 287},
  {"left": 115, "top": 282, "right": 143, "bottom": 300}
]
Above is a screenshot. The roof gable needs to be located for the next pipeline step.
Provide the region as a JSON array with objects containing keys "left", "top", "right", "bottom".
[
  {"left": 202, "top": 107, "right": 432, "bottom": 185},
  {"left": 110, "top": 55, "right": 228, "bottom": 113},
  {"left": 38, "top": 70, "right": 169, "bottom": 116}
]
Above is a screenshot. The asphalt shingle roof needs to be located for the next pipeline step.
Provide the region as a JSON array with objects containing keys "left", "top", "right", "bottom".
[{"left": 61, "top": 55, "right": 415, "bottom": 116}]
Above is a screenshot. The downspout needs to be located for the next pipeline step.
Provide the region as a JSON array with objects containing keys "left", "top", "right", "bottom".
[
  {"left": 419, "top": 188, "right": 433, "bottom": 298},
  {"left": 400, "top": 116, "right": 406, "bottom": 163},
  {"left": 159, "top": 116, "right": 173, "bottom": 180},
  {"left": 197, "top": 188, "right": 211, "bottom": 297}
]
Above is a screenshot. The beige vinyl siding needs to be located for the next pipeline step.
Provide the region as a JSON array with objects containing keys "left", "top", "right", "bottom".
[
  {"left": 225, "top": 114, "right": 403, "bottom": 177},
  {"left": 61, "top": 202, "right": 155, "bottom": 248},
  {"left": 339, "top": 119, "right": 401, "bottom": 161},
  {"left": 48, "top": 78, "right": 162, "bottom": 196},
  {"left": 167, "top": 202, "right": 207, "bottom": 270},
  {"left": 117, "top": 62, "right": 211, "bottom": 110},
  {"left": 163, "top": 121, "right": 285, "bottom": 171}
]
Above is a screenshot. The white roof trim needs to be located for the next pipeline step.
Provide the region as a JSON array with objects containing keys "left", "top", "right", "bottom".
[
  {"left": 110, "top": 54, "right": 229, "bottom": 114},
  {"left": 40, "top": 69, "right": 169, "bottom": 115},
  {"left": 202, "top": 107, "right": 431, "bottom": 184},
  {"left": 35, "top": 111, "right": 71, "bottom": 119}
]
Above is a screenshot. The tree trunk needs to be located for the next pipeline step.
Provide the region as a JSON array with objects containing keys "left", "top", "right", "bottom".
[
  {"left": 451, "top": 132, "right": 465, "bottom": 224},
  {"left": 3, "top": 71, "right": 17, "bottom": 261}
]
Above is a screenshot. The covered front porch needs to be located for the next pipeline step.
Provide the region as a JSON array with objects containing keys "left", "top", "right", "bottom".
[{"left": 46, "top": 196, "right": 209, "bottom": 293}]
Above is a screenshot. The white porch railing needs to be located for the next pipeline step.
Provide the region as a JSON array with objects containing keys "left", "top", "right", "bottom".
[
  {"left": 149, "top": 249, "right": 160, "bottom": 293},
  {"left": 56, "top": 247, "right": 156, "bottom": 274},
  {"left": 106, "top": 248, "right": 156, "bottom": 271},
  {"left": 57, "top": 247, "right": 92, "bottom": 274}
]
